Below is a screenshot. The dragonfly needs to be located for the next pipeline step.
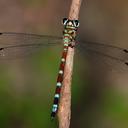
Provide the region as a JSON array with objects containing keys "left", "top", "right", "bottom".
[{"left": 0, "top": 18, "right": 128, "bottom": 119}]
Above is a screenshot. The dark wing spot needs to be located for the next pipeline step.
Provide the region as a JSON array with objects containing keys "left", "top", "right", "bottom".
[
  {"left": 0, "top": 33, "right": 3, "bottom": 35},
  {"left": 125, "top": 62, "right": 128, "bottom": 66},
  {"left": 123, "top": 49, "right": 128, "bottom": 53},
  {"left": 0, "top": 48, "right": 4, "bottom": 50}
]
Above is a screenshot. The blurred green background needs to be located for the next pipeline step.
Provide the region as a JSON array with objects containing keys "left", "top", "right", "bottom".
[{"left": 0, "top": 0, "right": 128, "bottom": 128}]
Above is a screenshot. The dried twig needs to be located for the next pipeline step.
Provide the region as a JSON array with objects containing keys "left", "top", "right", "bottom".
[{"left": 58, "top": 0, "right": 82, "bottom": 128}]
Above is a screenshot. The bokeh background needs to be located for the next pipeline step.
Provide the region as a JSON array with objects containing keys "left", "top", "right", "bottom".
[{"left": 0, "top": 0, "right": 128, "bottom": 128}]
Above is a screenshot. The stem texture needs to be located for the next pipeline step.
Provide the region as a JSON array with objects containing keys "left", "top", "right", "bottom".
[{"left": 58, "top": 0, "right": 82, "bottom": 128}]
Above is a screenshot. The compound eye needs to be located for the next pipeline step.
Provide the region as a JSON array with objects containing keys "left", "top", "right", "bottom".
[
  {"left": 74, "top": 20, "right": 80, "bottom": 27},
  {"left": 62, "top": 18, "right": 68, "bottom": 25}
]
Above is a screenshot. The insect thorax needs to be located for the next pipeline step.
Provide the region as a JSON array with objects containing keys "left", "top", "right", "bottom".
[{"left": 62, "top": 18, "right": 79, "bottom": 47}]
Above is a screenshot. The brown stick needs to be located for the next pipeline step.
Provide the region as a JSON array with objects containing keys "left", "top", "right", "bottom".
[{"left": 58, "top": 0, "right": 82, "bottom": 128}]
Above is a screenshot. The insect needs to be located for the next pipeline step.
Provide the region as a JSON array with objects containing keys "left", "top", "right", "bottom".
[
  {"left": 51, "top": 18, "right": 79, "bottom": 118},
  {"left": 0, "top": 18, "right": 128, "bottom": 118}
]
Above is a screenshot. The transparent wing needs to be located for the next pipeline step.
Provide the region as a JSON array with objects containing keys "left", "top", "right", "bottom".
[
  {"left": 0, "top": 32, "right": 62, "bottom": 60},
  {"left": 77, "top": 41, "right": 128, "bottom": 72}
]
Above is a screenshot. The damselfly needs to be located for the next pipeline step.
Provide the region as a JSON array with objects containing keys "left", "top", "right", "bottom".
[{"left": 0, "top": 18, "right": 128, "bottom": 118}]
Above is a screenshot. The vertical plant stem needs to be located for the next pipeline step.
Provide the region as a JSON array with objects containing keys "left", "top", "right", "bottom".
[{"left": 58, "top": 0, "right": 82, "bottom": 128}]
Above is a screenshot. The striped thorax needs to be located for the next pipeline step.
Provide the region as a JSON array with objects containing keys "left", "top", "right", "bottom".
[{"left": 63, "top": 18, "right": 79, "bottom": 47}]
